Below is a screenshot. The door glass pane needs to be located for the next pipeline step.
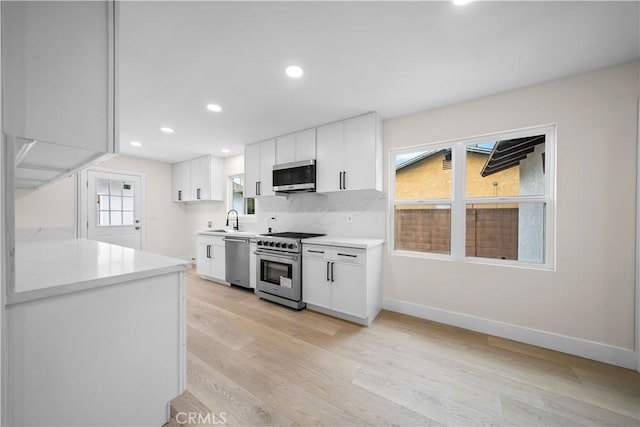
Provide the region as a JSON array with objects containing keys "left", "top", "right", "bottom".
[
  {"left": 96, "top": 178, "right": 110, "bottom": 195},
  {"left": 122, "top": 211, "right": 134, "bottom": 226},
  {"left": 110, "top": 211, "right": 122, "bottom": 226},
  {"left": 122, "top": 196, "right": 133, "bottom": 211},
  {"left": 466, "top": 136, "right": 545, "bottom": 198},
  {"left": 109, "top": 180, "right": 122, "bottom": 196},
  {"left": 109, "top": 196, "right": 122, "bottom": 210},
  {"left": 395, "top": 148, "right": 452, "bottom": 200},
  {"left": 466, "top": 202, "right": 545, "bottom": 263},
  {"left": 98, "top": 195, "right": 109, "bottom": 210},
  {"left": 99, "top": 211, "right": 110, "bottom": 226},
  {"left": 394, "top": 205, "right": 451, "bottom": 254}
]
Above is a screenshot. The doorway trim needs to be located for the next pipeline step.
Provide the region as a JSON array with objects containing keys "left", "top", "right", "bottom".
[{"left": 77, "top": 167, "right": 146, "bottom": 250}]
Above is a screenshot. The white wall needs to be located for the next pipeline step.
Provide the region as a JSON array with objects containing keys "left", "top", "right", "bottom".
[
  {"left": 383, "top": 61, "right": 639, "bottom": 365},
  {"left": 15, "top": 177, "right": 75, "bottom": 231}
]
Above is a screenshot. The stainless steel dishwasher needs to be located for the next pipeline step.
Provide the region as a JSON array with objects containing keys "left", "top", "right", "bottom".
[{"left": 224, "top": 236, "right": 251, "bottom": 288}]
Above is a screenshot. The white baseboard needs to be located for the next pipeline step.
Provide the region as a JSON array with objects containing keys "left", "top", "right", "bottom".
[{"left": 383, "top": 298, "right": 637, "bottom": 370}]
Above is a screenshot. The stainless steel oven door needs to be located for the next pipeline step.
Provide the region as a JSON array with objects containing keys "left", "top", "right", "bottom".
[{"left": 256, "top": 250, "right": 301, "bottom": 301}]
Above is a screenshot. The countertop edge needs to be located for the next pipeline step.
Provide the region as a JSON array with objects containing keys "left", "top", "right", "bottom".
[{"left": 8, "top": 262, "right": 191, "bottom": 306}]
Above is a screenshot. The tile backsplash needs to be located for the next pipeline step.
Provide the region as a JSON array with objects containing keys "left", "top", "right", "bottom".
[{"left": 253, "top": 190, "right": 387, "bottom": 239}]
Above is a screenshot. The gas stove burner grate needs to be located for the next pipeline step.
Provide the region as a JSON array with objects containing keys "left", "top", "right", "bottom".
[{"left": 261, "top": 232, "right": 325, "bottom": 239}]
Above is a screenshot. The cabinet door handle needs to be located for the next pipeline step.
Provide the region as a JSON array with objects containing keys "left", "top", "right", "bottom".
[
  {"left": 326, "top": 261, "right": 330, "bottom": 281},
  {"left": 178, "top": 190, "right": 182, "bottom": 201},
  {"left": 330, "top": 262, "right": 335, "bottom": 282},
  {"left": 342, "top": 171, "right": 347, "bottom": 190},
  {"left": 339, "top": 172, "right": 343, "bottom": 190},
  {"left": 308, "top": 250, "right": 325, "bottom": 254},
  {"left": 337, "top": 253, "right": 357, "bottom": 258},
  {"left": 197, "top": 188, "right": 201, "bottom": 200},
  {"left": 206, "top": 245, "right": 211, "bottom": 258}
]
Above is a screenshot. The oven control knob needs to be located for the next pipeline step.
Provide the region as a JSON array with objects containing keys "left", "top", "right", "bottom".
[
  {"left": 269, "top": 241, "right": 275, "bottom": 247},
  {"left": 275, "top": 242, "right": 281, "bottom": 248},
  {"left": 257, "top": 241, "right": 263, "bottom": 246},
  {"left": 288, "top": 243, "right": 295, "bottom": 249}
]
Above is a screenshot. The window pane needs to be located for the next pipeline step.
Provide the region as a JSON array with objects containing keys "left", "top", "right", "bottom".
[
  {"left": 122, "top": 211, "right": 134, "bottom": 226},
  {"left": 246, "top": 198, "right": 255, "bottom": 215},
  {"left": 97, "top": 195, "right": 109, "bottom": 211},
  {"left": 110, "top": 211, "right": 122, "bottom": 226},
  {"left": 99, "top": 211, "right": 110, "bottom": 226},
  {"left": 395, "top": 205, "right": 451, "bottom": 254},
  {"left": 122, "top": 196, "right": 134, "bottom": 211},
  {"left": 466, "top": 136, "right": 545, "bottom": 198},
  {"left": 96, "top": 178, "right": 109, "bottom": 195},
  {"left": 395, "top": 149, "right": 452, "bottom": 200},
  {"left": 466, "top": 202, "right": 545, "bottom": 263},
  {"left": 110, "top": 196, "right": 122, "bottom": 210},
  {"left": 109, "top": 180, "right": 123, "bottom": 196}
]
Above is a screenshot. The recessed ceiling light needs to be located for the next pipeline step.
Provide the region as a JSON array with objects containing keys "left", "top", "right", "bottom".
[
  {"left": 221, "top": 148, "right": 230, "bottom": 153},
  {"left": 285, "top": 65, "right": 304, "bottom": 78},
  {"left": 453, "top": 0, "right": 474, "bottom": 5},
  {"left": 160, "top": 127, "right": 174, "bottom": 133},
  {"left": 130, "top": 141, "right": 142, "bottom": 147},
  {"left": 207, "top": 104, "right": 222, "bottom": 112}
]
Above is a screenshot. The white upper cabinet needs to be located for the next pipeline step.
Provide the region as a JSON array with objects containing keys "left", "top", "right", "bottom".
[
  {"left": 244, "top": 139, "right": 275, "bottom": 197},
  {"left": 276, "top": 128, "right": 316, "bottom": 164},
  {"left": 2, "top": 1, "right": 117, "bottom": 189},
  {"left": 244, "top": 143, "right": 261, "bottom": 198},
  {"left": 316, "top": 112, "right": 382, "bottom": 193},
  {"left": 316, "top": 121, "right": 344, "bottom": 193},
  {"left": 172, "top": 155, "right": 224, "bottom": 202},
  {"left": 172, "top": 161, "right": 190, "bottom": 202}
]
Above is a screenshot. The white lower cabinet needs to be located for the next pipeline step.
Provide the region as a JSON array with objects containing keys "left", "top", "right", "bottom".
[
  {"left": 302, "top": 243, "right": 382, "bottom": 325},
  {"left": 196, "top": 235, "right": 226, "bottom": 283}
]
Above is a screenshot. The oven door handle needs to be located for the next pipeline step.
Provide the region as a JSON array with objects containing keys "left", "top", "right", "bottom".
[{"left": 254, "top": 250, "right": 299, "bottom": 261}]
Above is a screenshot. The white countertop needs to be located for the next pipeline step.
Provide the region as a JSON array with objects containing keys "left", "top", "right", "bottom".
[
  {"left": 10, "top": 238, "right": 191, "bottom": 305},
  {"left": 303, "top": 236, "right": 385, "bottom": 249}
]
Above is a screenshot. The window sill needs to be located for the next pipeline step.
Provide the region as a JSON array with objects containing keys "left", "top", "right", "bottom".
[{"left": 389, "top": 249, "right": 555, "bottom": 271}]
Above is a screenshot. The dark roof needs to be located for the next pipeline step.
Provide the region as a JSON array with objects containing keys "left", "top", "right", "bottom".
[
  {"left": 480, "top": 135, "right": 545, "bottom": 177},
  {"left": 395, "top": 145, "right": 492, "bottom": 171}
]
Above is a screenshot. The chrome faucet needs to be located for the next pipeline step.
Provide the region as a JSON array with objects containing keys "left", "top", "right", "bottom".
[{"left": 226, "top": 209, "right": 239, "bottom": 231}]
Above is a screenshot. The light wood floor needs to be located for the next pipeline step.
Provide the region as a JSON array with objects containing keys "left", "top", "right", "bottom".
[{"left": 174, "top": 269, "right": 640, "bottom": 426}]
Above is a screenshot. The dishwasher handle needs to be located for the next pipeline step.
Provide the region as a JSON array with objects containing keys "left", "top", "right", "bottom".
[{"left": 224, "top": 237, "right": 250, "bottom": 243}]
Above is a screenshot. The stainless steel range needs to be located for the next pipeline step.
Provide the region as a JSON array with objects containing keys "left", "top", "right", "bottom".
[{"left": 255, "top": 232, "right": 325, "bottom": 309}]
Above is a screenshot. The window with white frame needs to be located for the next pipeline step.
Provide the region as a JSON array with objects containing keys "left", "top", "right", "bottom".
[
  {"left": 391, "top": 125, "right": 555, "bottom": 268},
  {"left": 228, "top": 174, "right": 255, "bottom": 215}
]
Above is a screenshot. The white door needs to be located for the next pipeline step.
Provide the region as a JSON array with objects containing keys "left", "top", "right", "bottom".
[{"left": 86, "top": 170, "right": 143, "bottom": 249}]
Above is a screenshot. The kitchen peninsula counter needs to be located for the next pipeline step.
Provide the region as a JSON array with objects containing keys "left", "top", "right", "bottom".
[
  {"left": 7, "top": 238, "right": 189, "bottom": 427},
  {"left": 10, "top": 238, "right": 190, "bottom": 304}
]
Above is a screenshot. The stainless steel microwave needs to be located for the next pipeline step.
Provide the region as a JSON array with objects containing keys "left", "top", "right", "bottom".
[{"left": 272, "top": 159, "right": 316, "bottom": 194}]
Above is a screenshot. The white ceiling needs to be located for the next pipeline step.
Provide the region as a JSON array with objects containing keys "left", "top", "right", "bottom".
[{"left": 118, "top": 1, "right": 640, "bottom": 163}]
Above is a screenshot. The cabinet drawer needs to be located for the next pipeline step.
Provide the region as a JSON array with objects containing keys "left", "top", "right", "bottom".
[
  {"left": 303, "top": 245, "right": 331, "bottom": 260},
  {"left": 196, "top": 235, "right": 225, "bottom": 246},
  {"left": 331, "top": 247, "right": 365, "bottom": 264}
]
